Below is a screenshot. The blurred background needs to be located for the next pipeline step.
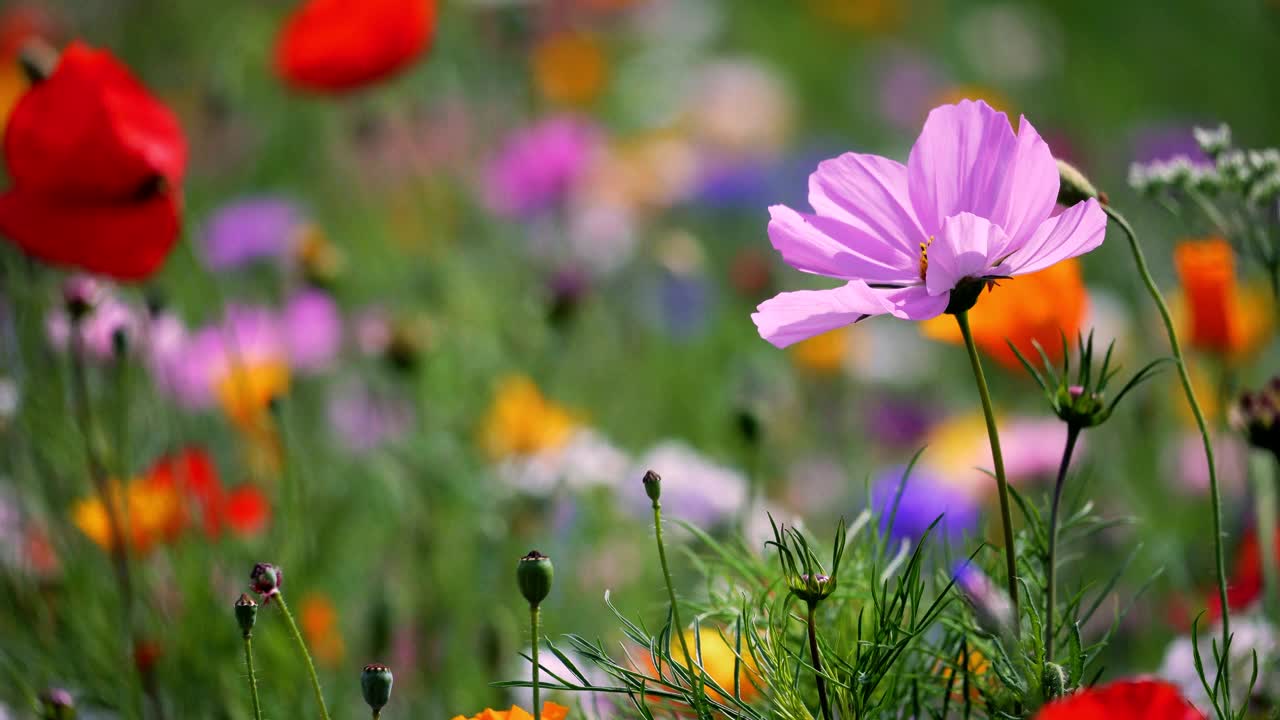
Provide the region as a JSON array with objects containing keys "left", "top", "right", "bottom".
[{"left": 1, "top": 0, "right": 1280, "bottom": 717}]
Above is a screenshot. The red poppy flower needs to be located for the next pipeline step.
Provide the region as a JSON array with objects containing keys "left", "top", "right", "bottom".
[
  {"left": 147, "top": 448, "right": 223, "bottom": 537},
  {"left": 1034, "top": 680, "right": 1203, "bottom": 720},
  {"left": 0, "top": 41, "right": 186, "bottom": 280},
  {"left": 1203, "top": 527, "right": 1280, "bottom": 621},
  {"left": 275, "top": 0, "right": 434, "bottom": 93},
  {"left": 222, "top": 485, "right": 271, "bottom": 536}
]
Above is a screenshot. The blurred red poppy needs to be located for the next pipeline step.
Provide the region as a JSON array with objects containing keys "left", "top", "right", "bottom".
[
  {"left": 275, "top": 0, "right": 434, "bottom": 93},
  {"left": 0, "top": 41, "right": 186, "bottom": 280},
  {"left": 223, "top": 485, "right": 271, "bottom": 536},
  {"left": 1034, "top": 680, "right": 1203, "bottom": 720}
]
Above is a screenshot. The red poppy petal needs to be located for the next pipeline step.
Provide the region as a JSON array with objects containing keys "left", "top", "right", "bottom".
[
  {"left": 4, "top": 41, "right": 186, "bottom": 198},
  {"left": 223, "top": 486, "right": 271, "bottom": 536},
  {"left": 0, "top": 185, "right": 180, "bottom": 280},
  {"left": 275, "top": 0, "right": 434, "bottom": 93},
  {"left": 1035, "top": 680, "right": 1204, "bottom": 720}
]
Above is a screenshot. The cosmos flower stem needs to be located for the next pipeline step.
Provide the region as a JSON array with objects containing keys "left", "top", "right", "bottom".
[
  {"left": 531, "top": 605, "right": 542, "bottom": 720},
  {"left": 275, "top": 593, "right": 333, "bottom": 720},
  {"left": 68, "top": 316, "right": 144, "bottom": 714},
  {"left": 1102, "top": 203, "right": 1231, "bottom": 706},
  {"left": 1044, "top": 423, "right": 1082, "bottom": 663},
  {"left": 243, "top": 634, "right": 264, "bottom": 720},
  {"left": 650, "top": 499, "right": 706, "bottom": 713},
  {"left": 806, "top": 601, "right": 832, "bottom": 720},
  {"left": 954, "top": 310, "right": 1022, "bottom": 629},
  {"left": 1250, "top": 452, "right": 1280, "bottom": 619}
]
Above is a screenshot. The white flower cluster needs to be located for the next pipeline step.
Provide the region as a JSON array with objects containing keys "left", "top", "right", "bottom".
[{"left": 1129, "top": 123, "right": 1280, "bottom": 206}]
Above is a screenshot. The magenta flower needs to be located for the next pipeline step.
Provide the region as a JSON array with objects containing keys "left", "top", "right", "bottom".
[
  {"left": 752, "top": 99, "right": 1107, "bottom": 347},
  {"left": 483, "top": 115, "right": 600, "bottom": 218}
]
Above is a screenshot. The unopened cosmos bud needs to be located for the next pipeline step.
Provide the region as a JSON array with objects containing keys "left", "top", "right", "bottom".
[
  {"left": 642, "top": 469, "right": 662, "bottom": 502},
  {"left": 1056, "top": 159, "right": 1099, "bottom": 206}
]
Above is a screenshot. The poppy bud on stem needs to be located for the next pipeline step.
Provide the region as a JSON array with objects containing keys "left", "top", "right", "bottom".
[
  {"left": 518, "top": 552, "right": 554, "bottom": 720},
  {"left": 361, "top": 664, "right": 393, "bottom": 719},
  {"left": 235, "top": 594, "right": 264, "bottom": 720},
  {"left": 643, "top": 470, "right": 708, "bottom": 714},
  {"left": 249, "top": 563, "right": 331, "bottom": 720}
]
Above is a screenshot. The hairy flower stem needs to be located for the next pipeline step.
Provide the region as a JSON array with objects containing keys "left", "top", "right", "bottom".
[
  {"left": 1251, "top": 452, "right": 1279, "bottom": 619},
  {"left": 651, "top": 499, "right": 705, "bottom": 713},
  {"left": 275, "top": 593, "right": 333, "bottom": 720},
  {"left": 243, "top": 634, "right": 263, "bottom": 720},
  {"left": 531, "top": 605, "right": 542, "bottom": 720},
  {"left": 1045, "top": 424, "right": 1082, "bottom": 662},
  {"left": 955, "top": 311, "right": 1021, "bottom": 629},
  {"left": 1103, "top": 204, "right": 1231, "bottom": 707},
  {"left": 68, "top": 318, "right": 145, "bottom": 715},
  {"left": 806, "top": 602, "right": 831, "bottom": 720}
]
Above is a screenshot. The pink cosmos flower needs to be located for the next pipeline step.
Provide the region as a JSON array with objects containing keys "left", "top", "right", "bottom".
[
  {"left": 753, "top": 99, "right": 1107, "bottom": 347},
  {"left": 483, "top": 115, "right": 601, "bottom": 218}
]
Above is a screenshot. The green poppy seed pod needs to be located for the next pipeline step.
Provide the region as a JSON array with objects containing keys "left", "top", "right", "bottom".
[
  {"left": 361, "top": 664, "right": 394, "bottom": 712},
  {"left": 517, "top": 550, "right": 554, "bottom": 608},
  {"left": 234, "top": 593, "right": 257, "bottom": 637},
  {"left": 642, "top": 469, "right": 662, "bottom": 502},
  {"left": 1056, "top": 159, "right": 1099, "bottom": 206},
  {"left": 1042, "top": 661, "right": 1069, "bottom": 699}
]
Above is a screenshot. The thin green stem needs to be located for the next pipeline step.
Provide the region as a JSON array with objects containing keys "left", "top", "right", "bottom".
[
  {"left": 1103, "top": 204, "right": 1231, "bottom": 708},
  {"left": 275, "top": 594, "right": 332, "bottom": 720},
  {"left": 243, "top": 634, "right": 263, "bottom": 720},
  {"left": 651, "top": 500, "right": 705, "bottom": 714},
  {"left": 1251, "top": 452, "right": 1279, "bottom": 619},
  {"left": 68, "top": 318, "right": 144, "bottom": 716},
  {"left": 1045, "top": 424, "right": 1082, "bottom": 662},
  {"left": 806, "top": 602, "right": 831, "bottom": 720},
  {"left": 954, "top": 311, "right": 1021, "bottom": 629},
  {"left": 531, "top": 605, "right": 541, "bottom": 720}
]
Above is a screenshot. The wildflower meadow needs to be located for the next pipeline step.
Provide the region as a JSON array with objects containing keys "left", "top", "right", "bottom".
[{"left": 3, "top": 1, "right": 1280, "bottom": 719}]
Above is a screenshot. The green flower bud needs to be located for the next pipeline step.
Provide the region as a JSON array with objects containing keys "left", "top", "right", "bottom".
[
  {"left": 517, "top": 550, "right": 554, "bottom": 608},
  {"left": 361, "top": 663, "right": 394, "bottom": 712},
  {"left": 234, "top": 593, "right": 257, "bottom": 637},
  {"left": 1042, "top": 661, "right": 1069, "bottom": 699},
  {"left": 642, "top": 469, "right": 662, "bottom": 502},
  {"left": 1056, "top": 159, "right": 1099, "bottom": 206},
  {"left": 789, "top": 572, "right": 836, "bottom": 605}
]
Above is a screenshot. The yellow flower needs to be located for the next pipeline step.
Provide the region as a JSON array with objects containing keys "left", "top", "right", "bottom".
[
  {"left": 214, "top": 360, "right": 290, "bottom": 432},
  {"left": 480, "top": 375, "right": 577, "bottom": 459},
  {"left": 451, "top": 703, "right": 569, "bottom": 720},
  {"left": 300, "top": 593, "right": 345, "bottom": 666},
  {"left": 789, "top": 327, "right": 850, "bottom": 375},
  {"left": 71, "top": 478, "right": 184, "bottom": 554},
  {"left": 532, "top": 31, "right": 607, "bottom": 106},
  {"left": 634, "top": 628, "right": 760, "bottom": 704}
]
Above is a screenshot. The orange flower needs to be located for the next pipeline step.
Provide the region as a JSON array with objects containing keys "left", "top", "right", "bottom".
[
  {"left": 921, "top": 259, "right": 1088, "bottom": 370},
  {"left": 300, "top": 592, "right": 345, "bottom": 666},
  {"left": 532, "top": 31, "right": 607, "bottom": 106},
  {"left": 480, "top": 375, "right": 577, "bottom": 459},
  {"left": 451, "top": 704, "right": 569, "bottom": 720},
  {"left": 789, "top": 327, "right": 850, "bottom": 375},
  {"left": 71, "top": 478, "right": 185, "bottom": 554},
  {"left": 1173, "top": 237, "right": 1271, "bottom": 360}
]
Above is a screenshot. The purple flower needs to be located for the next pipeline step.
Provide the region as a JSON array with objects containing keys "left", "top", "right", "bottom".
[
  {"left": 872, "top": 465, "right": 980, "bottom": 543},
  {"left": 281, "top": 290, "right": 341, "bottom": 372},
  {"left": 327, "top": 380, "right": 414, "bottom": 453},
  {"left": 46, "top": 283, "right": 142, "bottom": 362},
  {"left": 201, "top": 197, "right": 305, "bottom": 270},
  {"left": 752, "top": 99, "right": 1107, "bottom": 347},
  {"left": 484, "top": 115, "right": 601, "bottom": 218}
]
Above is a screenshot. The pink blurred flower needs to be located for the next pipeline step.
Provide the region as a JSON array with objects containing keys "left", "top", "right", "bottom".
[
  {"left": 484, "top": 115, "right": 601, "bottom": 218},
  {"left": 47, "top": 294, "right": 141, "bottom": 361},
  {"left": 752, "top": 99, "right": 1107, "bottom": 347},
  {"left": 327, "top": 380, "right": 414, "bottom": 453},
  {"left": 200, "top": 197, "right": 305, "bottom": 271}
]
